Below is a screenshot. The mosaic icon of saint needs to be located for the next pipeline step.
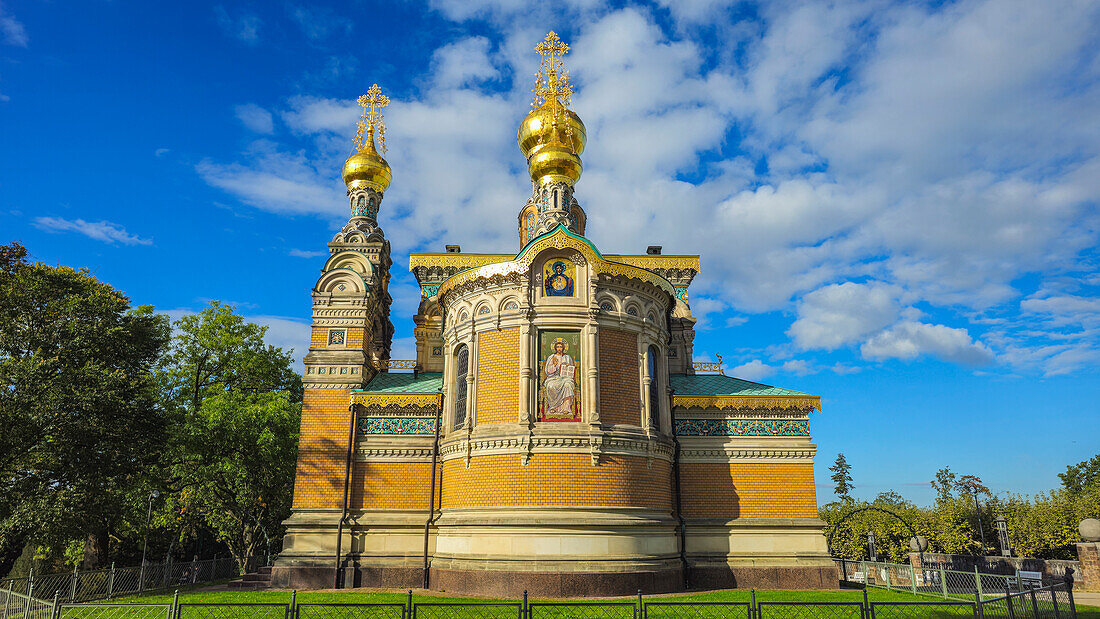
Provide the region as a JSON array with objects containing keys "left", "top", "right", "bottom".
[
  {"left": 544, "top": 261, "right": 574, "bottom": 297},
  {"left": 543, "top": 338, "right": 577, "bottom": 418}
]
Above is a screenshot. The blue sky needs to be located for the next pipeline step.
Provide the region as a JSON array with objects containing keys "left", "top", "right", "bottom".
[{"left": 1, "top": 0, "right": 1098, "bottom": 506}]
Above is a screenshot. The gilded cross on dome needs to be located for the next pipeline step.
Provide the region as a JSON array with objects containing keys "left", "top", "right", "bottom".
[
  {"left": 354, "top": 84, "right": 389, "bottom": 154},
  {"left": 532, "top": 31, "right": 574, "bottom": 110}
]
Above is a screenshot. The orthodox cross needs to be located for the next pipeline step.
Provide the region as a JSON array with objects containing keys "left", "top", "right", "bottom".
[
  {"left": 533, "top": 31, "right": 573, "bottom": 109},
  {"left": 354, "top": 84, "right": 389, "bottom": 153}
]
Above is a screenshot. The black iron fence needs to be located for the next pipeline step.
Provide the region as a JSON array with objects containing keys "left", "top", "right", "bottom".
[
  {"left": 0, "top": 555, "right": 270, "bottom": 606},
  {"left": 4, "top": 583, "right": 1078, "bottom": 619}
]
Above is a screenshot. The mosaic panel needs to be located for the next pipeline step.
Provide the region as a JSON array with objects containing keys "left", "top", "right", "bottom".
[
  {"left": 674, "top": 419, "right": 810, "bottom": 436},
  {"left": 359, "top": 417, "right": 437, "bottom": 435},
  {"left": 421, "top": 285, "right": 440, "bottom": 298}
]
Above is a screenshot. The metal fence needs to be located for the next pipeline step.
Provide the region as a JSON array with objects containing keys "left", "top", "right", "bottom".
[
  {"left": 7, "top": 585, "right": 1076, "bottom": 619},
  {"left": 0, "top": 556, "right": 269, "bottom": 605},
  {"left": 837, "top": 559, "right": 1023, "bottom": 601}
]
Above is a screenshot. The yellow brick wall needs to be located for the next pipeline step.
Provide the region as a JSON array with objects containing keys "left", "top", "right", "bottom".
[
  {"left": 680, "top": 462, "right": 819, "bottom": 518},
  {"left": 310, "top": 327, "right": 366, "bottom": 348},
  {"left": 351, "top": 461, "right": 440, "bottom": 510},
  {"left": 441, "top": 454, "right": 671, "bottom": 510},
  {"left": 475, "top": 327, "right": 520, "bottom": 425},
  {"left": 598, "top": 329, "right": 641, "bottom": 425},
  {"left": 291, "top": 388, "right": 353, "bottom": 509}
]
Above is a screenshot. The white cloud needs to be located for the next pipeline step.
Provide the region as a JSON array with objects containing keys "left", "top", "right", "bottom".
[
  {"left": 431, "top": 37, "right": 499, "bottom": 88},
  {"left": 730, "top": 359, "right": 775, "bottom": 381},
  {"left": 861, "top": 321, "right": 994, "bottom": 365},
  {"left": 33, "top": 217, "right": 152, "bottom": 246},
  {"left": 154, "top": 148, "right": 171, "bottom": 157},
  {"left": 289, "top": 248, "right": 327, "bottom": 259},
  {"left": 1, "top": 3, "right": 28, "bottom": 47},
  {"left": 789, "top": 282, "right": 901, "bottom": 350},
  {"left": 214, "top": 6, "right": 261, "bottom": 45},
  {"left": 235, "top": 104, "right": 275, "bottom": 134}
]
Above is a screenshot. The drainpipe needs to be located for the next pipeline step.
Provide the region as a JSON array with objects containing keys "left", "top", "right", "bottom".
[
  {"left": 422, "top": 392, "right": 444, "bottom": 589},
  {"left": 334, "top": 403, "right": 358, "bottom": 589},
  {"left": 668, "top": 387, "right": 690, "bottom": 589}
]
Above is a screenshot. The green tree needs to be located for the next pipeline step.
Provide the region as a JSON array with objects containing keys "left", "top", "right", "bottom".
[
  {"left": 159, "top": 302, "right": 302, "bottom": 568},
  {"left": 830, "top": 453, "right": 854, "bottom": 502},
  {"left": 0, "top": 243, "right": 170, "bottom": 568},
  {"left": 1060, "top": 454, "right": 1100, "bottom": 495},
  {"left": 931, "top": 467, "right": 957, "bottom": 504}
]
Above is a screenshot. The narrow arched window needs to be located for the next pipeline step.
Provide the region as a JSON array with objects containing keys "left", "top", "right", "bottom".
[
  {"left": 647, "top": 345, "right": 660, "bottom": 430},
  {"left": 453, "top": 345, "right": 470, "bottom": 429}
]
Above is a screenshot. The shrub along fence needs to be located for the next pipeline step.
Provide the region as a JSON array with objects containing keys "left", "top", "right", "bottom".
[
  {"left": 0, "top": 586, "right": 1080, "bottom": 619},
  {"left": 0, "top": 555, "right": 270, "bottom": 605}
]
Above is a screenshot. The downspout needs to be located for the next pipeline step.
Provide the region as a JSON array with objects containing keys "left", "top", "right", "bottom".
[
  {"left": 422, "top": 391, "right": 443, "bottom": 589},
  {"left": 668, "top": 387, "right": 690, "bottom": 589},
  {"left": 334, "top": 403, "right": 357, "bottom": 589}
]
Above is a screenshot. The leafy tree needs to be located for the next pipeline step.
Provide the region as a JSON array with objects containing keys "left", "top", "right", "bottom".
[
  {"left": 931, "top": 467, "right": 957, "bottom": 504},
  {"left": 830, "top": 453, "right": 854, "bottom": 502},
  {"left": 158, "top": 302, "right": 302, "bottom": 569},
  {"left": 0, "top": 243, "right": 170, "bottom": 568},
  {"left": 1060, "top": 454, "right": 1100, "bottom": 495}
]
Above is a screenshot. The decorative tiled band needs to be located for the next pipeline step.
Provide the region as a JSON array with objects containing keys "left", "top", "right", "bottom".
[
  {"left": 674, "top": 419, "right": 810, "bottom": 436},
  {"left": 359, "top": 418, "right": 437, "bottom": 435}
]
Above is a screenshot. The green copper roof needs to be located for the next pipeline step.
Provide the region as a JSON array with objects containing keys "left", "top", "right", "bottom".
[
  {"left": 669, "top": 373, "right": 813, "bottom": 397},
  {"left": 357, "top": 372, "right": 443, "bottom": 393}
]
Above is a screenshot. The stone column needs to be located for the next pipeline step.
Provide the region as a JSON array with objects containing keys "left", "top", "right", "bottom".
[
  {"left": 1078, "top": 543, "right": 1099, "bottom": 591},
  {"left": 518, "top": 317, "right": 532, "bottom": 424},
  {"left": 640, "top": 344, "right": 652, "bottom": 432},
  {"left": 585, "top": 313, "right": 600, "bottom": 425}
]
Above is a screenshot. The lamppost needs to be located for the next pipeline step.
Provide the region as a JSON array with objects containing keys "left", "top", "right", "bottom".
[
  {"left": 995, "top": 515, "right": 1011, "bottom": 557},
  {"left": 139, "top": 490, "right": 160, "bottom": 588},
  {"left": 970, "top": 490, "right": 988, "bottom": 556}
]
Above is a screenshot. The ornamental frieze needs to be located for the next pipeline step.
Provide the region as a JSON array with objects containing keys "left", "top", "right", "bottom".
[{"left": 674, "top": 419, "right": 810, "bottom": 437}]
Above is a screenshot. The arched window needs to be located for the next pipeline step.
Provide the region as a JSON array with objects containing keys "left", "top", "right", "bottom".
[
  {"left": 453, "top": 345, "right": 470, "bottom": 429},
  {"left": 647, "top": 345, "right": 660, "bottom": 431}
]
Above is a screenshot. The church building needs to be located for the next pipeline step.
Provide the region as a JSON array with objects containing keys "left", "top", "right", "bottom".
[{"left": 272, "top": 32, "right": 833, "bottom": 596}]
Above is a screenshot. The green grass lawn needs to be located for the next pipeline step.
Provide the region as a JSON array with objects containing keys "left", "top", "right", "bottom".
[{"left": 105, "top": 584, "right": 1100, "bottom": 618}]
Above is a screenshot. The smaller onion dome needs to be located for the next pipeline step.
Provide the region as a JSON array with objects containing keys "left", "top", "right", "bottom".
[
  {"left": 343, "top": 85, "right": 393, "bottom": 193},
  {"left": 342, "top": 140, "right": 392, "bottom": 193}
]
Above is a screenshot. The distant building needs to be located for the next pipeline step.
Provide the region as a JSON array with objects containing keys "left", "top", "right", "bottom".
[{"left": 273, "top": 33, "right": 832, "bottom": 596}]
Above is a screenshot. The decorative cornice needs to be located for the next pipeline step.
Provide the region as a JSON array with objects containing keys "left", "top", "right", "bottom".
[
  {"left": 679, "top": 447, "right": 817, "bottom": 462},
  {"left": 674, "top": 419, "right": 810, "bottom": 437},
  {"left": 438, "top": 433, "right": 675, "bottom": 463},
  {"left": 673, "top": 395, "right": 821, "bottom": 411},
  {"left": 350, "top": 392, "right": 442, "bottom": 408},
  {"left": 354, "top": 445, "right": 436, "bottom": 461},
  {"left": 409, "top": 254, "right": 511, "bottom": 272},
  {"left": 604, "top": 255, "right": 700, "bottom": 273}
]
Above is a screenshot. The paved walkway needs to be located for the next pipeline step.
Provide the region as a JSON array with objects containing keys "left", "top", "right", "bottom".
[{"left": 1074, "top": 591, "right": 1100, "bottom": 606}]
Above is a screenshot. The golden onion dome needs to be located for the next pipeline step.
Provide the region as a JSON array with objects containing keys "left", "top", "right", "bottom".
[
  {"left": 342, "top": 140, "right": 392, "bottom": 193},
  {"left": 518, "top": 102, "right": 586, "bottom": 160},
  {"left": 528, "top": 142, "right": 582, "bottom": 186}
]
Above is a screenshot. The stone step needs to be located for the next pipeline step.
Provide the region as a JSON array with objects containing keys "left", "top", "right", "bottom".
[{"left": 242, "top": 573, "right": 272, "bottom": 582}]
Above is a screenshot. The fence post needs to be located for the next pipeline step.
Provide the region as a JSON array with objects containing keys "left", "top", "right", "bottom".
[
  {"left": 1029, "top": 588, "right": 1040, "bottom": 618},
  {"left": 885, "top": 564, "right": 892, "bottom": 591},
  {"left": 523, "top": 590, "right": 528, "bottom": 619},
  {"left": 910, "top": 565, "right": 918, "bottom": 595},
  {"left": 108, "top": 562, "right": 115, "bottom": 600},
  {"left": 52, "top": 590, "right": 60, "bottom": 619},
  {"left": 1005, "top": 587, "right": 1015, "bottom": 619},
  {"left": 751, "top": 589, "right": 757, "bottom": 619},
  {"left": 290, "top": 589, "right": 296, "bottom": 618},
  {"left": 406, "top": 589, "right": 413, "bottom": 619},
  {"left": 28, "top": 568, "right": 35, "bottom": 601},
  {"left": 862, "top": 588, "right": 869, "bottom": 619},
  {"left": 940, "top": 567, "right": 948, "bottom": 600},
  {"left": 69, "top": 565, "right": 78, "bottom": 602},
  {"left": 975, "top": 567, "right": 983, "bottom": 600},
  {"left": 172, "top": 589, "right": 179, "bottom": 619}
]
